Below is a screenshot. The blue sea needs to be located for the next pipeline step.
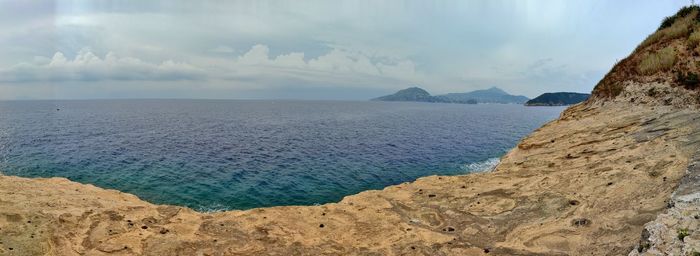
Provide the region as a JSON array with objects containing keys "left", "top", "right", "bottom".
[{"left": 0, "top": 100, "right": 563, "bottom": 211}]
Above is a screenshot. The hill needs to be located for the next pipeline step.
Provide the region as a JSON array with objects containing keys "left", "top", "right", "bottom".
[
  {"left": 525, "top": 92, "right": 590, "bottom": 106},
  {"left": 373, "top": 86, "right": 525, "bottom": 104},
  {"left": 590, "top": 5, "right": 700, "bottom": 107},
  {"left": 438, "top": 87, "right": 530, "bottom": 104},
  {"left": 371, "top": 87, "right": 447, "bottom": 103}
]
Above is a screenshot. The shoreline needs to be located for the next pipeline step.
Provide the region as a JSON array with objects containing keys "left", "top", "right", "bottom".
[
  {"left": 0, "top": 155, "right": 505, "bottom": 213},
  {"left": 2, "top": 98, "right": 698, "bottom": 255},
  {"left": 0, "top": 99, "right": 557, "bottom": 212}
]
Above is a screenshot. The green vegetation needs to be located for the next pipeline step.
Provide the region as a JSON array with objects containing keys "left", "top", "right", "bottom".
[
  {"left": 525, "top": 92, "right": 590, "bottom": 106},
  {"left": 659, "top": 5, "right": 700, "bottom": 30},
  {"left": 678, "top": 228, "right": 690, "bottom": 241},
  {"left": 638, "top": 46, "right": 677, "bottom": 75},
  {"left": 688, "top": 30, "right": 700, "bottom": 48},
  {"left": 676, "top": 71, "right": 700, "bottom": 89},
  {"left": 640, "top": 6, "right": 699, "bottom": 49},
  {"left": 594, "top": 5, "right": 700, "bottom": 99},
  {"left": 665, "top": 19, "right": 692, "bottom": 39},
  {"left": 640, "top": 32, "right": 665, "bottom": 49},
  {"left": 640, "top": 18, "right": 689, "bottom": 48}
]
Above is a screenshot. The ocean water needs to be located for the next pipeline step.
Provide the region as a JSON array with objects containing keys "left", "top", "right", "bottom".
[{"left": 0, "top": 100, "right": 564, "bottom": 211}]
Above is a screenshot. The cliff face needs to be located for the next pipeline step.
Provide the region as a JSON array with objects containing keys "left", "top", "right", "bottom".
[{"left": 4, "top": 7, "right": 700, "bottom": 256}]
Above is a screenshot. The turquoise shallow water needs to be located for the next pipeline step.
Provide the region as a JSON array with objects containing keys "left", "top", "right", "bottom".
[{"left": 0, "top": 99, "right": 563, "bottom": 211}]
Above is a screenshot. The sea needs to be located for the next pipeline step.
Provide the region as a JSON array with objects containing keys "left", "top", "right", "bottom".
[{"left": 0, "top": 99, "right": 564, "bottom": 211}]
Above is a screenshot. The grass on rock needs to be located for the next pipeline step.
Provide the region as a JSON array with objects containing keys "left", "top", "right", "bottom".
[{"left": 638, "top": 46, "right": 677, "bottom": 75}]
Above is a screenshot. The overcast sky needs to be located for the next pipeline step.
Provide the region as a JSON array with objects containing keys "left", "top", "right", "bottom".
[{"left": 0, "top": 0, "right": 692, "bottom": 100}]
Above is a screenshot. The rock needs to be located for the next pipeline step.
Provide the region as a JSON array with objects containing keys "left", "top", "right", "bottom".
[{"left": 572, "top": 218, "right": 592, "bottom": 227}]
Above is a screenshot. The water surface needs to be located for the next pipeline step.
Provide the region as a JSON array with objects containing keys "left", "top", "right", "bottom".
[{"left": 0, "top": 100, "right": 563, "bottom": 210}]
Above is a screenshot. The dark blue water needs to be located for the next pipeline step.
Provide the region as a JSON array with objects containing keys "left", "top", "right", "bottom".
[{"left": 0, "top": 100, "right": 563, "bottom": 211}]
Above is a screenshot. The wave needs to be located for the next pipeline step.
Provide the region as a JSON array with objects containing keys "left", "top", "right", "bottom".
[
  {"left": 461, "top": 157, "right": 500, "bottom": 173},
  {"left": 195, "top": 203, "right": 231, "bottom": 213}
]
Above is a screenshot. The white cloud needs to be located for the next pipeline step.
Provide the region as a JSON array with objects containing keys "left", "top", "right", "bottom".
[
  {"left": 227, "top": 44, "right": 420, "bottom": 82},
  {"left": 274, "top": 52, "right": 306, "bottom": 68},
  {"left": 0, "top": 49, "right": 204, "bottom": 82},
  {"left": 308, "top": 49, "right": 379, "bottom": 75},
  {"left": 0, "top": 1, "right": 693, "bottom": 99},
  {"left": 237, "top": 44, "right": 272, "bottom": 65},
  {"left": 0, "top": 45, "right": 421, "bottom": 87}
]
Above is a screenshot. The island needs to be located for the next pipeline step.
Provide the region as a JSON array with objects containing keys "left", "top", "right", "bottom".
[
  {"left": 525, "top": 92, "right": 590, "bottom": 106},
  {"left": 372, "top": 86, "right": 528, "bottom": 104},
  {"left": 370, "top": 87, "right": 450, "bottom": 103},
  {"left": 437, "top": 87, "right": 529, "bottom": 104}
]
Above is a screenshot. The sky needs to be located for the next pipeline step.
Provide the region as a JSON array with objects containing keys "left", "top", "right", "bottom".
[{"left": 0, "top": 0, "right": 692, "bottom": 100}]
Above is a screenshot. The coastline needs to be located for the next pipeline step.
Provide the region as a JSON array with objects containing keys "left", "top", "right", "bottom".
[
  {"left": 0, "top": 100, "right": 554, "bottom": 212},
  {"left": 2, "top": 92, "right": 699, "bottom": 255}
]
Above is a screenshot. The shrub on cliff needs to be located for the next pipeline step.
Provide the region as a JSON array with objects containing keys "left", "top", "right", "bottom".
[
  {"left": 639, "top": 32, "right": 665, "bottom": 49},
  {"left": 659, "top": 5, "right": 700, "bottom": 30},
  {"left": 677, "top": 228, "right": 690, "bottom": 241},
  {"left": 592, "top": 5, "right": 700, "bottom": 99},
  {"left": 688, "top": 30, "right": 700, "bottom": 49},
  {"left": 676, "top": 71, "right": 700, "bottom": 89},
  {"left": 664, "top": 18, "right": 692, "bottom": 39},
  {"left": 641, "top": 10, "right": 696, "bottom": 48},
  {"left": 638, "top": 46, "right": 677, "bottom": 75}
]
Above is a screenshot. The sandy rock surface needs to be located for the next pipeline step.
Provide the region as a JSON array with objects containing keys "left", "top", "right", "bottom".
[
  {"left": 629, "top": 137, "right": 700, "bottom": 255},
  {"left": 1, "top": 101, "right": 699, "bottom": 255}
]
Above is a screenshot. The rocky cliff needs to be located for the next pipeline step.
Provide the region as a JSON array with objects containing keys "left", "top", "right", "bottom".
[{"left": 3, "top": 6, "right": 700, "bottom": 256}]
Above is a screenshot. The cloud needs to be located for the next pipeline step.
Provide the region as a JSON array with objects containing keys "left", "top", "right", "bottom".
[
  {"left": 0, "top": 45, "right": 420, "bottom": 87},
  {"left": 0, "top": 49, "right": 205, "bottom": 82},
  {"left": 209, "top": 46, "right": 235, "bottom": 54},
  {"left": 456, "top": 58, "right": 603, "bottom": 95},
  {"left": 0, "top": 0, "right": 693, "bottom": 99},
  {"left": 227, "top": 44, "right": 420, "bottom": 82},
  {"left": 527, "top": 58, "right": 554, "bottom": 70}
]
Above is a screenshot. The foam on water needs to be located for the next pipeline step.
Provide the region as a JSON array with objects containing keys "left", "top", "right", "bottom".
[
  {"left": 461, "top": 157, "right": 500, "bottom": 173},
  {"left": 196, "top": 203, "right": 230, "bottom": 213}
]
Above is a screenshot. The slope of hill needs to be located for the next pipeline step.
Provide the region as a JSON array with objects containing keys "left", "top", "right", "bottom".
[
  {"left": 438, "top": 87, "right": 530, "bottom": 104},
  {"left": 525, "top": 92, "right": 590, "bottom": 106},
  {"left": 373, "top": 86, "right": 525, "bottom": 104},
  {"left": 371, "top": 87, "right": 447, "bottom": 103},
  {"left": 591, "top": 5, "right": 700, "bottom": 105}
]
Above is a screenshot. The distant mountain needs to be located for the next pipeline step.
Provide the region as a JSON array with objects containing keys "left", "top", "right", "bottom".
[
  {"left": 525, "top": 92, "right": 590, "bottom": 106},
  {"left": 437, "top": 87, "right": 530, "bottom": 104},
  {"left": 371, "top": 87, "right": 447, "bottom": 103},
  {"left": 372, "top": 86, "right": 527, "bottom": 104}
]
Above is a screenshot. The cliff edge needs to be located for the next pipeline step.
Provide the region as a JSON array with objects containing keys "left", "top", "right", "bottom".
[{"left": 3, "top": 7, "right": 700, "bottom": 256}]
